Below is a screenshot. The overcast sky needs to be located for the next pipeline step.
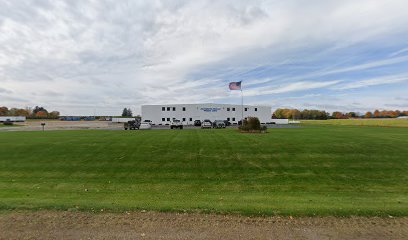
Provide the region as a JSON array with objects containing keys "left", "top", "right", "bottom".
[{"left": 1, "top": 0, "right": 408, "bottom": 115}]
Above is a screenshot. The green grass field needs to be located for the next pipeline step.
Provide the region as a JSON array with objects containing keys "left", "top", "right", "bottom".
[
  {"left": 301, "top": 118, "right": 408, "bottom": 127},
  {"left": 0, "top": 124, "right": 21, "bottom": 128},
  {"left": 0, "top": 126, "right": 407, "bottom": 216}
]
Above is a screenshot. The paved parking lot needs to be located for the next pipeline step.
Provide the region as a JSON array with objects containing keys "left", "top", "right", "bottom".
[{"left": 0, "top": 120, "right": 301, "bottom": 132}]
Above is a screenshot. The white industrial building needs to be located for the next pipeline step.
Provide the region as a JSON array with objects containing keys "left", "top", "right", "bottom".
[
  {"left": 0, "top": 116, "right": 26, "bottom": 122},
  {"left": 141, "top": 103, "right": 272, "bottom": 125}
]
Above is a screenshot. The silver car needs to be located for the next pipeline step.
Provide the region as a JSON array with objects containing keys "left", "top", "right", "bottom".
[
  {"left": 201, "top": 120, "right": 212, "bottom": 129},
  {"left": 139, "top": 122, "right": 152, "bottom": 130},
  {"left": 213, "top": 120, "right": 226, "bottom": 128}
]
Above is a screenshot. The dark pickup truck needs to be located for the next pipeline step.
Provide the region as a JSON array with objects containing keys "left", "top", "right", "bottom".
[{"left": 124, "top": 120, "right": 141, "bottom": 130}]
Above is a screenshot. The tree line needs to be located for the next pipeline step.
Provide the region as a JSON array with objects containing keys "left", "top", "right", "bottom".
[
  {"left": 273, "top": 109, "right": 329, "bottom": 120},
  {"left": 0, "top": 106, "right": 60, "bottom": 119},
  {"left": 1, "top": 106, "right": 135, "bottom": 119},
  {"left": 273, "top": 108, "right": 408, "bottom": 119},
  {"left": 364, "top": 110, "right": 407, "bottom": 118},
  {"left": 331, "top": 109, "right": 408, "bottom": 119}
]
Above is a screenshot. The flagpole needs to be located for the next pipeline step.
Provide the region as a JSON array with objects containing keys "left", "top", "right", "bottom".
[{"left": 241, "top": 82, "right": 243, "bottom": 123}]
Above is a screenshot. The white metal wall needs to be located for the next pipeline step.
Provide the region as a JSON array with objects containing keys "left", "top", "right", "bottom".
[
  {"left": 141, "top": 104, "right": 271, "bottom": 125},
  {"left": 111, "top": 117, "right": 136, "bottom": 123},
  {"left": 0, "top": 116, "right": 26, "bottom": 122}
]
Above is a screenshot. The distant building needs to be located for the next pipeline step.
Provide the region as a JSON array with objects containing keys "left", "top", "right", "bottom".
[
  {"left": 397, "top": 116, "right": 408, "bottom": 119},
  {"left": 141, "top": 103, "right": 271, "bottom": 125},
  {"left": 0, "top": 116, "right": 26, "bottom": 122}
]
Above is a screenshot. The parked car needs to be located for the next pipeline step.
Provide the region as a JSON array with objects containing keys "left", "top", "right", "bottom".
[
  {"left": 170, "top": 119, "right": 183, "bottom": 129},
  {"left": 201, "top": 119, "right": 212, "bottom": 129},
  {"left": 139, "top": 122, "right": 152, "bottom": 130},
  {"left": 212, "top": 120, "right": 226, "bottom": 128},
  {"left": 223, "top": 120, "right": 231, "bottom": 126},
  {"left": 194, "top": 120, "right": 202, "bottom": 126},
  {"left": 203, "top": 119, "right": 212, "bottom": 124}
]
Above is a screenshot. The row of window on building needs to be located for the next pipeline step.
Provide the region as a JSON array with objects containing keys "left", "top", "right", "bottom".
[
  {"left": 162, "top": 117, "right": 191, "bottom": 122},
  {"left": 162, "top": 107, "right": 185, "bottom": 111},
  {"left": 226, "top": 107, "right": 257, "bottom": 112},
  {"left": 161, "top": 107, "right": 257, "bottom": 112},
  {"left": 161, "top": 117, "right": 237, "bottom": 122}
]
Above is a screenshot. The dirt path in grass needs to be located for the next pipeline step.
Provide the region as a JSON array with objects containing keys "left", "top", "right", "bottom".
[{"left": 1, "top": 211, "right": 407, "bottom": 240}]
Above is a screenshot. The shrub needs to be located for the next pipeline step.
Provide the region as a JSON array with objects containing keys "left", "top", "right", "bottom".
[
  {"left": 239, "top": 117, "right": 264, "bottom": 133},
  {"left": 3, "top": 121, "right": 13, "bottom": 126}
]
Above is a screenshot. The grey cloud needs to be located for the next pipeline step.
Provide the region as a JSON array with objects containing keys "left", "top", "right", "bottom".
[
  {"left": 302, "top": 102, "right": 366, "bottom": 112},
  {"left": 0, "top": 94, "right": 28, "bottom": 102},
  {"left": 0, "top": 87, "right": 13, "bottom": 94},
  {"left": 395, "top": 96, "right": 408, "bottom": 101},
  {"left": 384, "top": 103, "right": 408, "bottom": 108}
]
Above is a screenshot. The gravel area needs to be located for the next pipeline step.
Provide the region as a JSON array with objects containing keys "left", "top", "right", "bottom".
[
  {"left": 0, "top": 120, "right": 121, "bottom": 131},
  {"left": 1, "top": 211, "right": 407, "bottom": 240}
]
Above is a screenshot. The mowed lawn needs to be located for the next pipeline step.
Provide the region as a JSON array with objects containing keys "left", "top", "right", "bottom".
[
  {"left": 302, "top": 118, "right": 408, "bottom": 127},
  {"left": 0, "top": 126, "right": 407, "bottom": 216},
  {"left": 0, "top": 124, "right": 20, "bottom": 128}
]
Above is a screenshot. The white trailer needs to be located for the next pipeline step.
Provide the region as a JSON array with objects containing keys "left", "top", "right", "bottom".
[
  {"left": 0, "top": 116, "right": 26, "bottom": 122},
  {"left": 270, "top": 119, "right": 289, "bottom": 124},
  {"left": 111, "top": 117, "right": 135, "bottom": 123}
]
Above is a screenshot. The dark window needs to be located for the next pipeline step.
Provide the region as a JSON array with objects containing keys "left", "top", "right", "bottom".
[
  {"left": 167, "top": 107, "right": 170, "bottom": 111},
  {"left": 162, "top": 107, "right": 165, "bottom": 111},
  {"left": 232, "top": 118, "right": 235, "bottom": 121},
  {"left": 167, "top": 118, "right": 170, "bottom": 121},
  {"left": 182, "top": 118, "right": 186, "bottom": 121},
  {"left": 227, "top": 108, "right": 230, "bottom": 111},
  {"left": 245, "top": 108, "right": 248, "bottom": 111},
  {"left": 189, "top": 118, "right": 192, "bottom": 121},
  {"left": 183, "top": 107, "right": 186, "bottom": 111},
  {"left": 227, "top": 117, "right": 230, "bottom": 121},
  {"left": 232, "top": 108, "right": 235, "bottom": 111},
  {"left": 173, "top": 107, "right": 176, "bottom": 111},
  {"left": 255, "top": 108, "right": 258, "bottom": 111},
  {"left": 162, "top": 118, "right": 165, "bottom": 121}
]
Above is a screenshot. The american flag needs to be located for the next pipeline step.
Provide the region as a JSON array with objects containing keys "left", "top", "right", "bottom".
[{"left": 229, "top": 81, "right": 242, "bottom": 90}]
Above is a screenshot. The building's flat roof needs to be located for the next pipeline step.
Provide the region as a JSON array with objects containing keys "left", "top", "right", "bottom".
[{"left": 142, "top": 103, "right": 271, "bottom": 107}]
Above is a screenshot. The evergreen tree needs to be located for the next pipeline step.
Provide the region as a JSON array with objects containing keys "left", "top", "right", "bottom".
[
  {"left": 127, "top": 108, "right": 133, "bottom": 117},
  {"left": 121, "top": 108, "right": 133, "bottom": 117}
]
